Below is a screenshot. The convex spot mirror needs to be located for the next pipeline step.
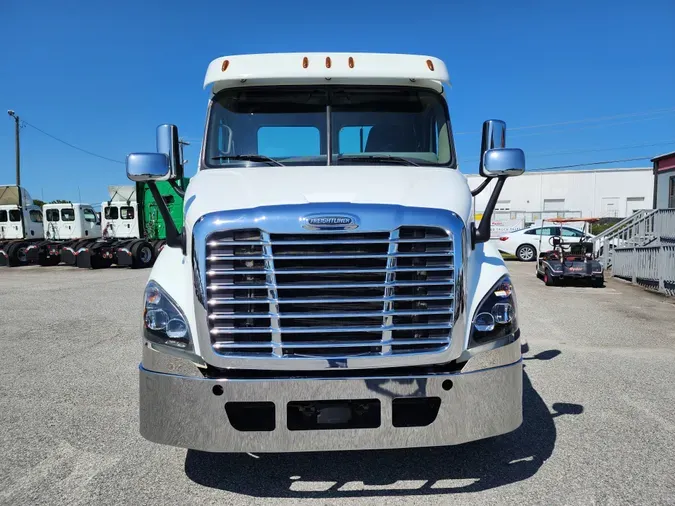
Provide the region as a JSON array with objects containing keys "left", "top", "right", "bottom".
[
  {"left": 126, "top": 153, "right": 171, "bottom": 182},
  {"left": 483, "top": 148, "right": 526, "bottom": 177}
]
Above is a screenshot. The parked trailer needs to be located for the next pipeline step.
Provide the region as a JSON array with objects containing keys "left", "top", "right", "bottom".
[{"left": 76, "top": 180, "right": 187, "bottom": 269}]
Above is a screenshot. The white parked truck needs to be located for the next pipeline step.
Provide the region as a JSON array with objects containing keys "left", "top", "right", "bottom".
[
  {"left": 25, "top": 202, "right": 101, "bottom": 266},
  {"left": 74, "top": 183, "right": 185, "bottom": 269},
  {"left": 128, "top": 53, "right": 526, "bottom": 452},
  {"left": 0, "top": 185, "right": 44, "bottom": 266}
]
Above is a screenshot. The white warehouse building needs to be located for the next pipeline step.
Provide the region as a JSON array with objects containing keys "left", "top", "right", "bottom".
[{"left": 468, "top": 167, "right": 654, "bottom": 224}]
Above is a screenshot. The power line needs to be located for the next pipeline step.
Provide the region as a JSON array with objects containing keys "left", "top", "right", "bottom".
[
  {"left": 459, "top": 140, "right": 675, "bottom": 163},
  {"left": 509, "top": 107, "right": 675, "bottom": 132},
  {"left": 509, "top": 112, "right": 675, "bottom": 139},
  {"left": 454, "top": 106, "right": 675, "bottom": 136},
  {"left": 20, "top": 119, "right": 125, "bottom": 165},
  {"left": 530, "top": 156, "right": 652, "bottom": 172}
]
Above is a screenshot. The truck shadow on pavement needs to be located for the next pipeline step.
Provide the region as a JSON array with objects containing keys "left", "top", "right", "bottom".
[{"left": 184, "top": 371, "right": 583, "bottom": 498}]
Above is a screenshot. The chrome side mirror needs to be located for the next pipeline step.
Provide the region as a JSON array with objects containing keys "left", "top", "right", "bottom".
[
  {"left": 126, "top": 124, "right": 184, "bottom": 182},
  {"left": 483, "top": 148, "right": 526, "bottom": 177},
  {"left": 126, "top": 153, "right": 171, "bottom": 182}
]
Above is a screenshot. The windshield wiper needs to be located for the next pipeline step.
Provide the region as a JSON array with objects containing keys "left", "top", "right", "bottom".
[
  {"left": 211, "top": 154, "right": 285, "bottom": 167},
  {"left": 336, "top": 155, "right": 420, "bottom": 166}
]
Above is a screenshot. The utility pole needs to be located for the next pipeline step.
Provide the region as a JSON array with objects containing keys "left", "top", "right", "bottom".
[
  {"left": 7, "top": 110, "right": 20, "bottom": 187},
  {"left": 7, "top": 110, "right": 26, "bottom": 237}
]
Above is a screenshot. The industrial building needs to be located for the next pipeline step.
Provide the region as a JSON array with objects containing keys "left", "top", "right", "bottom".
[
  {"left": 652, "top": 151, "right": 675, "bottom": 209},
  {"left": 469, "top": 167, "right": 654, "bottom": 224}
]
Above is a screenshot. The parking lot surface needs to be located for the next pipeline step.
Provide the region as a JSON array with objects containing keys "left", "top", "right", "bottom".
[{"left": 1, "top": 261, "right": 675, "bottom": 505}]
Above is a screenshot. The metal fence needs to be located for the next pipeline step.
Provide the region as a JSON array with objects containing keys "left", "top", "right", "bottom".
[{"left": 612, "top": 245, "right": 675, "bottom": 296}]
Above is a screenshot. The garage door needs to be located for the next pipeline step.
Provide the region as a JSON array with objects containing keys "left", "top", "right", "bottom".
[
  {"left": 626, "top": 197, "right": 645, "bottom": 216},
  {"left": 601, "top": 197, "right": 620, "bottom": 217},
  {"left": 543, "top": 199, "right": 565, "bottom": 218}
]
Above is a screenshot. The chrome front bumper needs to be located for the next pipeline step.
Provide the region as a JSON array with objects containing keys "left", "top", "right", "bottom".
[{"left": 139, "top": 340, "right": 522, "bottom": 453}]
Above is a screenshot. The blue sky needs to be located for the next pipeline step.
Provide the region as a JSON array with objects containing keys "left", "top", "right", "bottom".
[{"left": 1, "top": 0, "right": 674, "bottom": 205}]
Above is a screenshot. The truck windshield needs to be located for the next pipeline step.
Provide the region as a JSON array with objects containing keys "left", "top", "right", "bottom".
[{"left": 204, "top": 86, "right": 454, "bottom": 168}]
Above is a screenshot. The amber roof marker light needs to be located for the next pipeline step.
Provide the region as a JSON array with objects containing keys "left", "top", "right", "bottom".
[
  {"left": 325, "top": 56, "right": 332, "bottom": 68},
  {"left": 348, "top": 56, "right": 355, "bottom": 68},
  {"left": 426, "top": 59, "right": 435, "bottom": 71},
  {"left": 302, "top": 56, "right": 309, "bottom": 68},
  {"left": 221, "top": 60, "right": 229, "bottom": 72}
]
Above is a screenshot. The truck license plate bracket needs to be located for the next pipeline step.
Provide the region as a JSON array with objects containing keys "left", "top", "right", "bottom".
[{"left": 287, "top": 399, "right": 381, "bottom": 431}]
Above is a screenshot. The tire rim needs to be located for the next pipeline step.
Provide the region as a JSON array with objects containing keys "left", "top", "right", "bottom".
[
  {"left": 520, "top": 246, "right": 534, "bottom": 261},
  {"left": 140, "top": 246, "right": 152, "bottom": 264},
  {"left": 18, "top": 247, "right": 27, "bottom": 263}
]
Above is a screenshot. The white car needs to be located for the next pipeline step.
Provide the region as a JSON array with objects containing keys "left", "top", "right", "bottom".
[{"left": 497, "top": 224, "right": 594, "bottom": 261}]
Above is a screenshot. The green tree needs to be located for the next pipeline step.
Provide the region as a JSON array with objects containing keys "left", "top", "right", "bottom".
[{"left": 33, "top": 199, "right": 46, "bottom": 208}]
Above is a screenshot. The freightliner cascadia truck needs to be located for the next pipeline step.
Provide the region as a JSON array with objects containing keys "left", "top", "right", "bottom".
[{"left": 128, "top": 53, "right": 526, "bottom": 452}]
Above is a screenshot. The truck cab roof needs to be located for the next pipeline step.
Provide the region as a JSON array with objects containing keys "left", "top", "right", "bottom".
[
  {"left": 204, "top": 53, "right": 450, "bottom": 93},
  {"left": 42, "top": 203, "right": 91, "bottom": 210}
]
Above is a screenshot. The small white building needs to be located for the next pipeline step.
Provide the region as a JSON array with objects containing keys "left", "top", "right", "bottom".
[{"left": 468, "top": 167, "right": 653, "bottom": 223}]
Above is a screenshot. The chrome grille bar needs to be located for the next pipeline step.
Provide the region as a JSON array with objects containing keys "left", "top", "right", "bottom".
[
  {"left": 209, "top": 309, "right": 452, "bottom": 319},
  {"left": 207, "top": 266, "right": 453, "bottom": 275},
  {"left": 208, "top": 294, "right": 454, "bottom": 305},
  {"left": 209, "top": 238, "right": 450, "bottom": 247},
  {"left": 213, "top": 338, "right": 452, "bottom": 351}
]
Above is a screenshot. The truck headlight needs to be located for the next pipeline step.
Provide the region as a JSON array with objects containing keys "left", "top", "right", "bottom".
[
  {"left": 143, "top": 281, "right": 192, "bottom": 351},
  {"left": 470, "top": 275, "right": 518, "bottom": 346}
]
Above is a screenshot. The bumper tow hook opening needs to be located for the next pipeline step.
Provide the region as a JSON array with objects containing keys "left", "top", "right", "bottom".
[
  {"left": 392, "top": 397, "right": 442, "bottom": 427},
  {"left": 225, "top": 402, "right": 276, "bottom": 432}
]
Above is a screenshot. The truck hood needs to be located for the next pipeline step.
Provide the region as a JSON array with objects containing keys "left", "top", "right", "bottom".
[{"left": 183, "top": 165, "right": 473, "bottom": 228}]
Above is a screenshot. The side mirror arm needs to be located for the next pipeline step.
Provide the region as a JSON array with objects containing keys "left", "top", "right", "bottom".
[
  {"left": 146, "top": 181, "right": 183, "bottom": 252},
  {"left": 168, "top": 179, "right": 186, "bottom": 198},
  {"left": 471, "top": 178, "right": 491, "bottom": 197},
  {"left": 471, "top": 175, "right": 507, "bottom": 248}
]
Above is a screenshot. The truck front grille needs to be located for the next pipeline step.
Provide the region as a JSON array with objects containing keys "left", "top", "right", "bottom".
[{"left": 205, "top": 227, "right": 454, "bottom": 358}]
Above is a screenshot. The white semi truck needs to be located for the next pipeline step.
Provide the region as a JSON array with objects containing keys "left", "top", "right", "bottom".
[
  {"left": 26, "top": 202, "right": 101, "bottom": 266},
  {"left": 128, "top": 53, "right": 526, "bottom": 452},
  {"left": 0, "top": 186, "right": 44, "bottom": 266}
]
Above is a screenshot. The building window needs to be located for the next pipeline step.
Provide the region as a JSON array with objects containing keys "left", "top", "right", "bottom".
[{"left": 670, "top": 176, "right": 675, "bottom": 209}]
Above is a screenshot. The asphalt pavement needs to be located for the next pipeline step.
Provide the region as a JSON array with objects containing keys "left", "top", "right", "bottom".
[{"left": 1, "top": 261, "right": 674, "bottom": 505}]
